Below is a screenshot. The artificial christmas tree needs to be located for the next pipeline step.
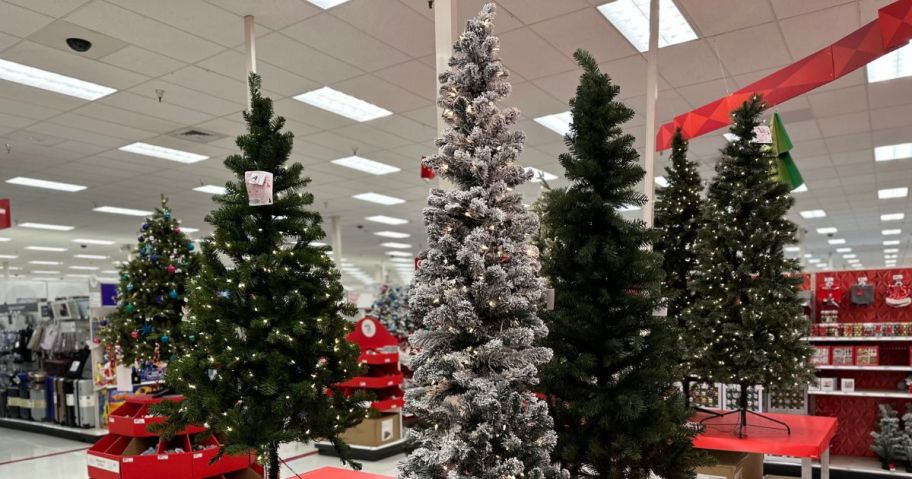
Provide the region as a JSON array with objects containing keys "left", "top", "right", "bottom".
[
  {"left": 399, "top": 4, "right": 563, "bottom": 478},
  {"left": 537, "top": 49, "right": 705, "bottom": 479},
  {"left": 872, "top": 404, "right": 903, "bottom": 470},
  {"left": 154, "top": 75, "right": 365, "bottom": 479},
  {"left": 654, "top": 128, "right": 705, "bottom": 408},
  {"left": 369, "top": 284, "right": 411, "bottom": 338},
  {"left": 686, "top": 95, "right": 812, "bottom": 436},
  {"left": 101, "top": 196, "right": 198, "bottom": 368}
]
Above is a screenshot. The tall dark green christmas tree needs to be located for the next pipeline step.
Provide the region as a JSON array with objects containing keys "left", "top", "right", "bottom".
[
  {"left": 654, "top": 128, "right": 704, "bottom": 400},
  {"left": 155, "top": 75, "right": 365, "bottom": 479},
  {"left": 101, "top": 196, "right": 198, "bottom": 367},
  {"left": 686, "top": 96, "right": 811, "bottom": 434},
  {"left": 537, "top": 50, "right": 705, "bottom": 479}
]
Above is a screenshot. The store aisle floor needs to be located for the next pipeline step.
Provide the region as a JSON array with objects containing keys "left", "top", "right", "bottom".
[{"left": 0, "top": 429, "right": 403, "bottom": 478}]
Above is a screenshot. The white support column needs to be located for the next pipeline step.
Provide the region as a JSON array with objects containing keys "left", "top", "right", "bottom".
[
  {"left": 821, "top": 447, "right": 830, "bottom": 479},
  {"left": 331, "top": 216, "right": 342, "bottom": 266},
  {"left": 801, "top": 458, "right": 812, "bottom": 479},
  {"left": 434, "top": 0, "right": 457, "bottom": 191},
  {"left": 244, "top": 15, "right": 257, "bottom": 109},
  {"left": 643, "top": 0, "right": 660, "bottom": 227}
]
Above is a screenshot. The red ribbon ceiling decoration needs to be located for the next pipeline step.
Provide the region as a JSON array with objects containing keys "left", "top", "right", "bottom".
[{"left": 656, "top": 0, "right": 912, "bottom": 150}]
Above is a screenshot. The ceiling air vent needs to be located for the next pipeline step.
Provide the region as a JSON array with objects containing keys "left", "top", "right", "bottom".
[{"left": 168, "top": 127, "right": 227, "bottom": 144}]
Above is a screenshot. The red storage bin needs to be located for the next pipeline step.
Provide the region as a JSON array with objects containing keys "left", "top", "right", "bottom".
[
  {"left": 107, "top": 395, "right": 206, "bottom": 437},
  {"left": 192, "top": 435, "right": 254, "bottom": 478},
  {"left": 338, "top": 375, "right": 404, "bottom": 389}
]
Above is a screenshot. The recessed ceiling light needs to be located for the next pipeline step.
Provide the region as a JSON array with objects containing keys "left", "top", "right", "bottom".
[
  {"left": 847, "top": 258, "right": 861, "bottom": 264},
  {"left": 65, "top": 273, "right": 92, "bottom": 278},
  {"left": 73, "top": 254, "right": 107, "bottom": 260},
  {"left": 784, "top": 246, "right": 800, "bottom": 252},
  {"left": 803, "top": 253, "right": 813, "bottom": 258},
  {"left": 884, "top": 240, "right": 901, "bottom": 246},
  {"left": 0, "top": 237, "right": 9, "bottom": 242},
  {"left": 353, "top": 192, "right": 406, "bottom": 205},
  {"left": 366, "top": 215, "right": 409, "bottom": 225},
  {"left": 867, "top": 43, "right": 912, "bottom": 83},
  {"left": 807, "top": 258, "right": 822, "bottom": 263},
  {"left": 875, "top": 143, "right": 912, "bottom": 162},
  {"left": 879, "top": 187, "right": 909, "bottom": 199},
  {"left": 93, "top": 206, "right": 153, "bottom": 217},
  {"left": 293, "top": 86, "right": 391, "bottom": 122},
  {"left": 883, "top": 229, "right": 902, "bottom": 235},
  {"left": 843, "top": 254, "right": 857, "bottom": 259},
  {"left": 722, "top": 133, "right": 740, "bottom": 143},
  {"left": 386, "top": 251, "right": 413, "bottom": 257},
  {"left": 374, "top": 231, "right": 410, "bottom": 239},
  {"left": 0, "top": 254, "right": 18, "bottom": 259},
  {"left": 19, "top": 222, "right": 74, "bottom": 231},
  {"left": 119, "top": 142, "right": 209, "bottom": 164},
  {"left": 193, "top": 185, "right": 227, "bottom": 195},
  {"left": 25, "top": 246, "right": 67, "bottom": 252},
  {"left": 69, "top": 265, "right": 98, "bottom": 271},
  {"left": 29, "top": 260, "right": 60, "bottom": 265},
  {"left": 381, "top": 242, "right": 412, "bottom": 249},
  {"left": 101, "top": 270, "right": 119, "bottom": 274},
  {"left": 533, "top": 111, "right": 572, "bottom": 136},
  {"left": 0, "top": 58, "right": 116, "bottom": 100},
  {"left": 71, "top": 238, "right": 115, "bottom": 245},
  {"left": 31, "top": 270, "right": 60, "bottom": 274},
  {"left": 835, "top": 248, "right": 852, "bottom": 254},
  {"left": 180, "top": 227, "right": 199, "bottom": 233},
  {"left": 305, "top": 0, "right": 351, "bottom": 9},
  {"left": 309, "top": 241, "right": 328, "bottom": 247},
  {"left": 6, "top": 177, "right": 86, "bottom": 192},
  {"left": 816, "top": 227, "right": 837, "bottom": 234},
  {"left": 525, "top": 167, "right": 558, "bottom": 183},
  {"left": 597, "top": 0, "right": 697, "bottom": 52},
  {"left": 792, "top": 183, "right": 808, "bottom": 193},
  {"left": 331, "top": 156, "right": 400, "bottom": 175},
  {"left": 799, "top": 209, "right": 826, "bottom": 219},
  {"left": 882, "top": 213, "right": 905, "bottom": 222},
  {"left": 619, "top": 205, "right": 642, "bottom": 212},
  {"left": 886, "top": 255, "right": 899, "bottom": 259},
  {"left": 655, "top": 176, "right": 669, "bottom": 188},
  {"left": 886, "top": 248, "right": 900, "bottom": 253},
  {"left": 827, "top": 239, "right": 846, "bottom": 245}
]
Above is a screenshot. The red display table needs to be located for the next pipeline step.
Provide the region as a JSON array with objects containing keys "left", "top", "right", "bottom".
[
  {"left": 693, "top": 411, "right": 837, "bottom": 479},
  {"left": 292, "top": 467, "right": 392, "bottom": 479}
]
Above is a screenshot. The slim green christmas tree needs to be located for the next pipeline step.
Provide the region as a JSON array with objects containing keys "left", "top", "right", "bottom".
[
  {"left": 872, "top": 404, "right": 903, "bottom": 468},
  {"left": 155, "top": 75, "right": 364, "bottom": 479},
  {"left": 537, "top": 49, "right": 704, "bottom": 479},
  {"left": 654, "top": 128, "right": 704, "bottom": 403},
  {"left": 101, "top": 196, "right": 198, "bottom": 367},
  {"left": 686, "top": 96, "right": 811, "bottom": 434}
]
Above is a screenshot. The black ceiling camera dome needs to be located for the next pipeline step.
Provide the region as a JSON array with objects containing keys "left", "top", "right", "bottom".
[{"left": 66, "top": 37, "right": 92, "bottom": 53}]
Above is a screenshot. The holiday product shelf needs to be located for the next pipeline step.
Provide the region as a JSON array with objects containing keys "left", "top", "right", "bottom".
[
  {"left": 337, "top": 375, "right": 403, "bottom": 390},
  {"left": 807, "top": 337, "right": 912, "bottom": 342},
  {"left": 808, "top": 389, "right": 912, "bottom": 399},
  {"left": 816, "top": 365, "right": 912, "bottom": 371}
]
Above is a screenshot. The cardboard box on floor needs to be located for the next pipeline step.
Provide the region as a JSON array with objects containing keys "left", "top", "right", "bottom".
[
  {"left": 696, "top": 450, "right": 764, "bottom": 479},
  {"left": 342, "top": 413, "right": 401, "bottom": 447}
]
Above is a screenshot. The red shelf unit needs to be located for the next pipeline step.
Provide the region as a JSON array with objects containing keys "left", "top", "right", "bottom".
[{"left": 87, "top": 395, "right": 257, "bottom": 479}]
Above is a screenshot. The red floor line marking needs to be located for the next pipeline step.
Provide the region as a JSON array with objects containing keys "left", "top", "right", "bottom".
[{"left": 0, "top": 447, "right": 90, "bottom": 467}]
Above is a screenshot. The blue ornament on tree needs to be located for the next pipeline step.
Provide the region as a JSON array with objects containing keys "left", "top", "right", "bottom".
[
  {"left": 218, "top": 290, "right": 230, "bottom": 299},
  {"left": 121, "top": 274, "right": 129, "bottom": 281},
  {"left": 127, "top": 282, "right": 134, "bottom": 291},
  {"left": 187, "top": 242, "right": 195, "bottom": 251},
  {"left": 139, "top": 324, "right": 152, "bottom": 336},
  {"left": 160, "top": 335, "right": 170, "bottom": 344},
  {"left": 99, "top": 319, "right": 108, "bottom": 327},
  {"left": 169, "top": 290, "right": 178, "bottom": 300},
  {"left": 155, "top": 295, "right": 164, "bottom": 304},
  {"left": 163, "top": 210, "right": 171, "bottom": 220},
  {"left": 141, "top": 223, "right": 150, "bottom": 231},
  {"left": 151, "top": 254, "right": 160, "bottom": 263},
  {"left": 137, "top": 235, "right": 144, "bottom": 243}
]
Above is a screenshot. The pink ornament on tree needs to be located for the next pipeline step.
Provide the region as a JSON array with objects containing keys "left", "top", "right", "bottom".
[
  {"left": 166, "top": 264, "right": 176, "bottom": 274},
  {"left": 131, "top": 330, "right": 139, "bottom": 339},
  {"left": 173, "top": 227, "right": 181, "bottom": 234}
]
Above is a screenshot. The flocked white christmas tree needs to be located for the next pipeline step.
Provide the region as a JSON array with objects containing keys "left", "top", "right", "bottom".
[{"left": 399, "top": 4, "right": 563, "bottom": 478}]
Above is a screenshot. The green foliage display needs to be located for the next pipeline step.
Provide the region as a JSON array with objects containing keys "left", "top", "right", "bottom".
[{"left": 873, "top": 404, "right": 904, "bottom": 466}]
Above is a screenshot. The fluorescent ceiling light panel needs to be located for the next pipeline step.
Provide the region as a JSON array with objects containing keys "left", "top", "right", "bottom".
[
  {"left": 836, "top": 248, "right": 852, "bottom": 253},
  {"left": 0, "top": 58, "right": 116, "bottom": 100},
  {"left": 534, "top": 111, "right": 572, "bottom": 136},
  {"left": 331, "top": 156, "right": 400, "bottom": 175},
  {"left": 597, "top": 0, "right": 697, "bottom": 53},
  {"left": 843, "top": 254, "right": 857, "bottom": 259},
  {"left": 6, "top": 177, "right": 86, "bottom": 192},
  {"left": 875, "top": 142, "right": 912, "bottom": 162},
  {"left": 293, "top": 86, "right": 391, "bottom": 122},
  {"left": 31, "top": 270, "right": 59, "bottom": 274},
  {"left": 619, "top": 205, "right": 642, "bottom": 212},
  {"left": 387, "top": 251, "right": 413, "bottom": 257},
  {"left": 381, "top": 242, "right": 412, "bottom": 249},
  {"left": 69, "top": 265, "right": 98, "bottom": 271},
  {"left": 799, "top": 209, "right": 826, "bottom": 219},
  {"left": 784, "top": 246, "right": 800, "bottom": 252},
  {"left": 66, "top": 274, "right": 92, "bottom": 278},
  {"left": 867, "top": 43, "right": 912, "bottom": 83},
  {"left": 0, "top": 238, "right": 9, "bottom": 242},
  {"left": 883, "top": 229, "right": 902, "bottom": 235},
  {"left": 792, "top": 183, "right": 808, "bottom": 193},
  {"left": 525, "top": 167, "right": 558, "bottom": 183},
  {"left": 807, "top": 258, "right": 822, "bottom": 263},
  {"left": 390, "top": 257, "right": 412, "bottom": 263},
  {"left": 180, "top": 227, "right": 199, "bottom": 233},
  {"left": 882, "top": 213, "right": 905, "bottom": 221},
  {"left": 886, "top": 255, "right": 899, "bottom": 259},
  {"left": 722, "top": 133, "right": 740, "bottom": 143},
  {"left": 309, "top": 241, "right": 327, "bottom": 247},
  {"left": 193, "top": 185, "right": 227, "bottom": 195},
  {"left": 119, "top": 142, "right": 208, "bottom": 164},
  {"left": 366, "top": 215, "right": 408, "bottom": 225},
  {"left": 827, "top": 239, "right": 846, "bottom": 245},
  {"left": 73, "top": 254, "right": 107, "bottom": 260},
  {"left": 93, "top": 206, "right": 153, "bottom": 217},
  {"left": 885, "top": 240, "right": 901, "bottom": 246},
  {"left": 879, "top": 187, "right": 909, "bottom": 199},
  {"left": 886, "top": 248, "right": 900, "bottom": 253},
  {"left": 71, "top": 238, "right": 115, "bottom": 245},
  {"left": 25, "top": 246, "right": 67, "bottom": 252},
  {"left": 0, "top": 254, "right": 17, "bottom": 259},
  {"left": 353, "top": 192, "right": 406, "bottom": 205},
  {"left": 847, "top": 259, "right": 860, "bottom": 264},
  {"left": 305, "top": 0, "right": 351, "bottom": 9},
  {"left": 655, "top": 176, "right": 669, "bottom": 188},
  {"left": 19, "top": 222, "right": 74, "bottom": 231},
  {"left": 374, "top": 231, "right": 410, "bottom": 239},
  {"left": 29, "top": 260, "right": 60, "bottom": 265},
  {"left": 816, "top": 227, "right": 837, "bottom": 234}
]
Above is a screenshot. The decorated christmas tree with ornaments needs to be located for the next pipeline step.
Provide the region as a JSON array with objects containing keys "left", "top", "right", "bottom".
[
  {"left": 154, "top": 75, "right": 365, "bottom": 479},
  {"left": 100, "top": 196, "right": 198, "bottom": 368},
  {"left": 370, "top": 284, "right": 412, "bottom": 337},
  {"left": 399, "top": 4, "right": 564, "bottom": 478}
]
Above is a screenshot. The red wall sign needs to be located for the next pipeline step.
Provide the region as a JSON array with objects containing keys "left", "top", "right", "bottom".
[{"left": 0, "top": 198, "right": 10, "bottom": 230}]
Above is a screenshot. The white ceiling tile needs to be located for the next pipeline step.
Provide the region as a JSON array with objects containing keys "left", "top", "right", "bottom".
[
  {"left": 2, "top": 40, "right": 146, "bottom": 90},
  {"left": 498, "top": 28, "right": 577, "bottom": 80},
  {"left": 456, "top": 0, "right": 524, "bottom": 33},
  {"left": 113, "top": 0, "right": 243, "bottom": 48},
  {"left": 99, "top": 91, "right": 214, "bottom": 125},
  {"left": 255, "top": 32, "right": 363, "bottom": 84},
  {"left": 825, "top": 131, "right": 873, "bottom": 153},
  {"left": 281, "top": 14, "right": 410, "bottom": 72},
  {"left": 678, "top": 0, "right": 775, "bottom": 36},
  {"left": 711, "top": 23, "right": 792, "bottom": 75},
  {"left": 658, "top": 40, "right": 727, "bottom": 88},
  {"left": 199, "top": 49, "right": 320, "bottom": 98},
  {"left": 205, "top": 0, "right": 321, "bottom": 30},
  {"left": 6, "top": 0, "right": 90, "bottom": 17},
  {"left": 770, "top": 0, "right": 858, "bottom": 19},
  {"left": 779, "top": 3, "right": 859, "bottom": 59},
  {"left": 495, "top": 0, "right": 589, "bottom": 25},
  {"left": 529, "top": 8, "right": 636, "bottom": 64},
  {"left": 871, "top": 103, "right": 912, "bottom": 131},
  {"left": 373, "top": 60, "right": 435, "bottom": 101},
  {"left": 71, "top": 103, "right": 178, "bottom": 134},
  {"left": 100, "top": 45, "right": 185, "bottom": 77},
  {"left": 817, "top": 110, "right": 870, "bottom": 137},
  {"left": 333, "top": 74, "right": 427, "bottom": 114},
  {"left": 868, "top": 77, "right": 912, "bottom": 110},
  {"left": 809, "top": 85, "right": 869, "bottom": 118},
  {"left": 0, "top": 1, "right": 52, "bottom": 38},
  {"left": 506, "top": 81, "right": 567, "bottom": 120},
  {"left": 329, "top": 0, "right": 434, "bottom": 59}
]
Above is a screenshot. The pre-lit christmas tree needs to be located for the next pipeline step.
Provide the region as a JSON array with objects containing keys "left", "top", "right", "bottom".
[
  {"left": 686, "top": 96, "right": 811, "bottom": 434},
  {"left": 654, "top": 128, "right": 704, "bottom": 404},
  {"left": 537, "top": 49, "right": 704, "bottom": 479},
  {"left": 370, "top": 284, "right": 411, "bottom": 337},
  {"left": 399, "top": 4, "right": 563, "bottom": 478},
  {"left": 101, "top": 196, "right": 198, "bottom": 367},
  {"left": 155, "top": 75, "right": 365, "bottom": 479}
]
